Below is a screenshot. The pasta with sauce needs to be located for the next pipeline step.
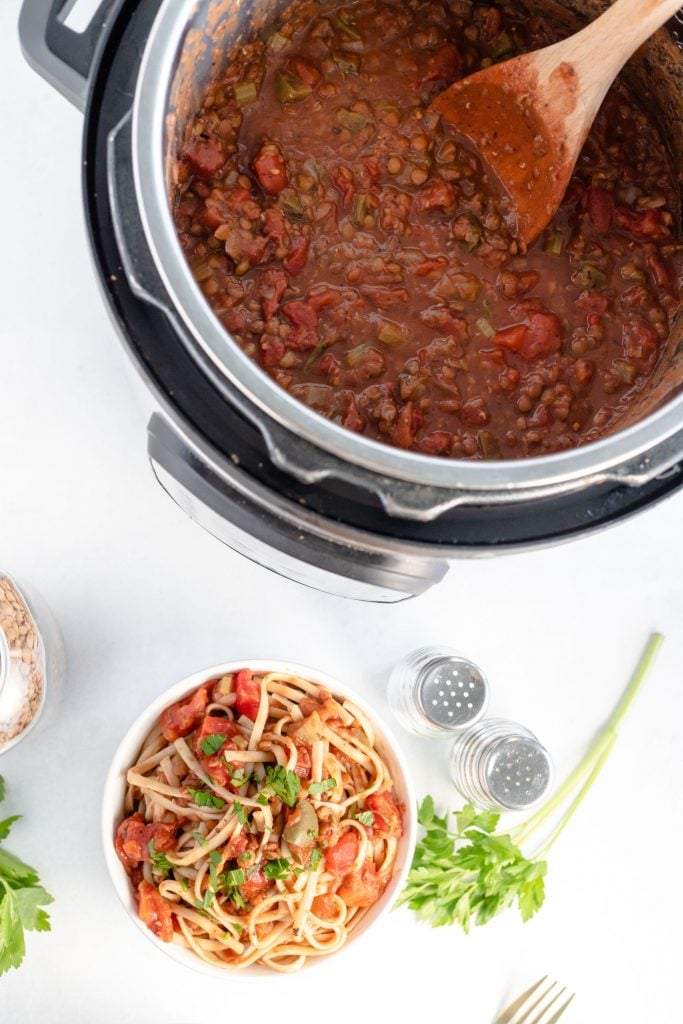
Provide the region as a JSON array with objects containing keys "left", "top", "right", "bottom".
[{"left": 114, "top": 669, "right": 403, "bottom": 972}]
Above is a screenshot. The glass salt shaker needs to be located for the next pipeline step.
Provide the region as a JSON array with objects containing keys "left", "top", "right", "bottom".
[
  {"left": 449, "top": 719, "right": 553, "bottom": 811},
  {"left": 388, "top": 646, "right": 490, "bottom": 738},
  {"left": 0, "top": 573, "right": 66, "bottom": 755}
]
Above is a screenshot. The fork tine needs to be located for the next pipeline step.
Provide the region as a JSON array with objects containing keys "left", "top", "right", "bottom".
[
  {"left": 544, "top": 993, "right": 575, "bottom": 1024},
  {"left": 527, "top": 986, "right": 565, "bottom": 1024},
  {"left": 493, "top": 977, "right": 548, "bottom": 1024}
]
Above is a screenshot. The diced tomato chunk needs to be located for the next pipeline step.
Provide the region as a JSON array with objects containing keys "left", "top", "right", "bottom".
[
  {"left": 415, "top": 430, "right": 453, "bottom": 456},
  {"left": 115, "top": 814, "right": 178, "bottom": 873},
  {"left": 239, "top": 867, "right": 269, "bottom": 901},
  {"left": 196, "top": 715, "right": 238, "bottom": 746},
  {"left": 461, "top": 397, "right": 489, "bottom": 427},
  {"left": 586, "top": 187, "right": 614, "bottom": 233},
  {"left": 575, "top": 291, "right": 609, "bottom": 317},
  {"left": 325, "top": 830, "right": 358, "bottom": 875},
  {"left": 523, "top": 312, "right": 563, "bottom": 360},
  {"left": 138, "top": 881, "right": 173, "bottom": 942},
  {"left": 341, "top": 393, "right": 364, "bottom": 432},
  {"left": 260, "top": 335, "right": 286, "bottom": 367},
  {"left": 361, "top": 285, "right": 410, "bottom": 309},
  {"left": 224, "top": 831, "right": 249, "bottom": 859},
  {"left": 262, "top": 206, "right": 288, "bottom": 242},
  {"left": 282, "top": 300, "right": 318, "bottom": 332},
  {"left": 284, "top": 236, "right": 310, "bottom": 276},
  {"left": 160, "top": 685, "right": 209, "bottom": 742},
  {"left": 253, "top": 142, "right": 288, "bottom": 195},
  {"left": 184, "top": 137, "right": 225, "bottom": 178},
  {"left": 365, "top": 791, "right": 403, "bottom": 839},
  {"left": 392, "top": 401, "right": 419, "bottom": 449},
  {"left": 312, "top": 893, "right": 339, "bottom": 919},
  {"left": 648, "top": 253, "right": 673, "bottom": 290},
  {"left": 288, "top": 57, "right": 321, "bottom": 87},
  {"left": 622, "top": 316, "right": 660, "bottom": 370},
  {"left": 415, "top": 180, "right": 458, "bottom": 212},
  {"left": 338, "top": 861, "right": 387, "bottom": 908},
  {"left": 494, "top": 323, "right": 528, "bottom": 351},
  {"left": 414, "top": 258, "right": 448, "bottom": 277},
  {"left": 614, "top": 205, "right": 667, "bottom": 239},
  {"left": 330, "top": 166, "right": 356, "bottom": 206},
  {"left": 260, "top": 267, "right": 288, "bottom": 320},
  {"left": 421, "top": 43, "right": 460, "bottom": 84},
  {"left": 234, "top": 668, "right": 262, "bottom": 721}
]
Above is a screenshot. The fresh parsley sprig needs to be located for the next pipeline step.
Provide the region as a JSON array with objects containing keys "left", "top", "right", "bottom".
[
  {"left": 148, "top": 840, "right": 173, "bottom": 879},
  {"left": 398, "top": 634, "right": 663, "bottom": 932},
  {"left": 187, "top": 787, "right": 225, "bottom": 810},
  {"left": 257, "top": 766, "right": 301, "bottom": 807},
  {"left": 0, "top": 776, "right": 55, "bottom": 975}
]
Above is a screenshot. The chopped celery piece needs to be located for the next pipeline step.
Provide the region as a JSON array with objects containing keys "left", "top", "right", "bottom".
[
  {"left": 544, "top": 231, "right": 565, "bottom": 255},
  {"left": 232, "top": 80, "right": 258, "bottom": 107},
  {"left": 336, "top": 107, "right": 371, "bottom": 132},
  {"left": 275, "top": 70, "right": 312, "bottom": 103},
  {"left": 613, "top": 359, "right": 638, "bottom": 384},
  {"left": 279, "top": 193, "right": 305, "bottom": 219},
  {"left": 346, "top": 343, "right": 371, "bottom": 367},
  {"left": 190, "top": 255, "right": 212, "bottom": 282},
  {"left": 332, "top": 51, "right": 361, "bottom": 75},
  {"left": 268, "top": 32, "right": 290, "bottom": 52},
  {"left": 352, "top": 194, "right": 368, "bottom": 226},
  {"left": 571, "top": 262, "right": 607, "bottom": 289},
  {"left": 490, "top": 31, "right": 513, "bottom": 58},
  {"left": 377, "top": 320, "right": 405, "bottom": 346},
  {"left": 479, "top": 431, "right": 502, "bottom": 459},
  {"left": 475, "top": 317, "right": 496, "bottom": 339},
  {"left": 332, "top": 14, "right": 360, "bottom": 39}
]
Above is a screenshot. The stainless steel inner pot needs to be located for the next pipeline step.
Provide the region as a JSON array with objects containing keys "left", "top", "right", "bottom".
[{"left": 132, "top": 0, "right": 683, "bottom": 499}]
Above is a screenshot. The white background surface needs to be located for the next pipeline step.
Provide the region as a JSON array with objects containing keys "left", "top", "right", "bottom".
[{"left": 1, "top": 2, "right": 682, "bottom": 1021}]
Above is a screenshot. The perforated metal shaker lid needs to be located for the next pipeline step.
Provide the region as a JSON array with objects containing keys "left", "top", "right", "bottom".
[
  {"left": 483, "top": 734, "right": 553, "bottom": 810},
  {"left": 415, "top": 655, "right": 489, "bottom": 731}
]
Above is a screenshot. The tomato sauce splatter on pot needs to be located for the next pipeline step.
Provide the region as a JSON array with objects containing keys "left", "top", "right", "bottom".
[{"left": 173, "top": 0, "right": 682, "bottom": 460}]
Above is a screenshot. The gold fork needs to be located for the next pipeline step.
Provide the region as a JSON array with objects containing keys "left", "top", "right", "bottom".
[{"left": 494, "top": 978, "right": 575, "bottom": 1024}]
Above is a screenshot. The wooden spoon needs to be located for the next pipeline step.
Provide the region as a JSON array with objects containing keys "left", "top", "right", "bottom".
[{"left": 431, "top": 0, "right": 682, "bottom": 247}]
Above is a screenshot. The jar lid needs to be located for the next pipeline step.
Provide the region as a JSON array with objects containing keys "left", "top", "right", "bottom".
[
  {"left": 483, "top": 735, "right": 553, "bottom": 810},
  {"left": 416, "top": 655, "right": 489, "bottom": 731}
]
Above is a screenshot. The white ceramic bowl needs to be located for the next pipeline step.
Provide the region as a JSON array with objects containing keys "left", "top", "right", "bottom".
[{"left": 102, "top": 659, "right": 417, "bottom": 977}]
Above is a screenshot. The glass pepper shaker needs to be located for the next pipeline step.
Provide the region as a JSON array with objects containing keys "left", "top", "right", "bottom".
[
  {"left": 449, "top": 719, "right": 553, "bottom": 811},
  {"left": 388, "top": 646, "right": 490, "bottom": 738}
]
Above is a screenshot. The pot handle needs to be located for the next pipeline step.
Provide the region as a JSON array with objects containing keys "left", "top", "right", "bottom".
[{"left": 19, "top": 0, "right": 114, "bottom": 111}]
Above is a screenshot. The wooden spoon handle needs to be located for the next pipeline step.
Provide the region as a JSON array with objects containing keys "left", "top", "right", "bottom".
[{"left": 562, "top": 0, "right": 683, "bottom": 80}]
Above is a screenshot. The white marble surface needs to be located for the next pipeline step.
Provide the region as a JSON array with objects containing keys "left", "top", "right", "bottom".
[{"left": 1, "top": 3, "right": 682, "bottom": 1021}]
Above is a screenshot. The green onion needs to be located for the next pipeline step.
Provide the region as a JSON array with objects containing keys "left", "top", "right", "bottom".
[
  {"left": 475, "top": 318, "right": 496, "bottom": 339},
  {"left": 336, "top": 107, "right": 371, "bottom": 132},
  {"left": 232, "top": 81, "right": 258, "bottom": 107},
  {"left": 275, "top": 70, "right": 312, "bottom": 104},
  {"left": 571, "top": 262, "right": 607, "bottom": 289},
  {"left": 332, "top": 14, "right": 360, "bottom": 39},
  {"left": 352, "top": 193, "right": 368, "bottom": 226},
  {"left": 377, "top": 320, "right": 405, "bottom": 347},
  {"left": 544, "top": 231, "right": 565, "bottom": 256}
]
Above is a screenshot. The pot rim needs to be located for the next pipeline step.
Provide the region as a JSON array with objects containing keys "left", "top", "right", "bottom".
[{"left": 132, "top": 0, "right": 683, "bottom": 493}]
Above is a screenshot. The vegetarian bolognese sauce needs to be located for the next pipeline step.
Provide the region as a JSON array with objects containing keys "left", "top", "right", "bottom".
[{"left": 173, "top": 0, "right": 682, "bottom": 459}]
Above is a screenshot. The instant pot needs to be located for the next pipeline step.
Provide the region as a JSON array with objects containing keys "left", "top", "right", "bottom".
[{"left": 19, "top": 0, "right": 683, "bottom": 601}]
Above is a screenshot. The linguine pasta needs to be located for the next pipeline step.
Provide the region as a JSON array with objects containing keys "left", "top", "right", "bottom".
[{"left": 114, "top": 669, "right": 403, "bottom": 973}]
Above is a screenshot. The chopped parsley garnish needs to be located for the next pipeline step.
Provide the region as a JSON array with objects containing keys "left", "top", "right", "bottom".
[
  {"left": 200, "top": 733, "right": 228, "bottom": 756},
  {"left": 179, "top": 877, "right": 189, "bottom": 892},
  {"left": 354, "top": 810, "right": 375, "bottom": 827},
  {"left": 232, "top": 801, "right": 249, "bottom": 826},
  {"left": 209, "top": 850, "right": 222, "bottom": 891},
  {"left": 222, "top": 868, "right": 246, "bottom": 888},
  {"left": 225, "top": 764, "right": 254, "bottom": 787},
  {"left": 309, "top": 777, "right": 337, "bottom": 796},
  {"left": 238, "top": 850, "right": 253, "bottom": 862},
  {"left": 263, "top": 858, "right": 292, "bottom": 880},
  {"left": 187, "top": 787, "right": 225, "bottom": 810},
  {"left": 148, "top": 840, "right": 173, "bottom": 878},
  {"left": 294, "top": 847, "right": 322, "bottom": 874},
  {"left": 194, "top": 892, "right": 213, "bottom": 911},
  {"left": 191, "top": 831, "right": 208, "bottom": 846},
  {"left": 259, "top": 766, "right": 301, "bottom": 807}
]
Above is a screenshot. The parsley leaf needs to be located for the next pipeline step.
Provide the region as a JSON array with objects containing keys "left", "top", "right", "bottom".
[
  {"left": 259, "top": 766, "right": 301, "bottom": 807},
  {"left": 148, "top": 840, "right": 173, "bottom": 879},
  {"left": 0, "top": 818, "right": 20, "bottom": 842},
  {"left": 225, "top": 764, "right": 254, "bottom": 787},
  {"left": 354, "top": 811, "right": 375, "bottom": 827},
  {"left": 263, "top": 858, "right": 292, "bottom": 880},
  {"left": 187, "top": 787, "right": 225, "bottom": 810},
  {"left": 191, "top": 831, "right": 208, "bottom": 846},
  {"left": 0, "top": 779, "right": 54, "bottom": 975},
  {"left": 295, "top": 847, "right": 322, "bottom": 874},
  {"left": 201, "top": 733, "right": 228, "bottom": 756},
  {"left": 308, "top": 778, "right": 337, "bottom": 796},
  {"left": 232, "top": 801, "right": 249, "bottom": 826},
  {"left": 222, "top": 868, "right": 246, "bottom": 889}
]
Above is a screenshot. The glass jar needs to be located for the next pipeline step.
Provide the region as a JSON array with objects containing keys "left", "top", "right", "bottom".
[{"left": 0, "top": 573, "right": 65, "bottom": 754}]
